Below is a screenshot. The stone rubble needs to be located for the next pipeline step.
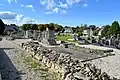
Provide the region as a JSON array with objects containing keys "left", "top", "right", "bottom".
[{"left": 21, "top": 41, "right": 113, "bottom": 80}]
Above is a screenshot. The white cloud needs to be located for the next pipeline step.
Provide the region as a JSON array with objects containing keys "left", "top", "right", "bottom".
[
  {"left": 0, "top": 11, "right": 17, "bottom": 19},
  {"left": 40, "top": 0, "right": 86, "bottom": 14},
  {"left": 83, "top": 3, "right": 88, "bottom": 7},
  {"left": 20, "top": 4, "right": 36, "bottom": 12},
  {"left": 58, "top": 2, "right": 68, "bottom": 8},
  {"left": 0, "top": 11, "right": 38, "bottom": 26},
  {"left": 45, "top": 11, "right": 53, "bottom": 14},
  {"left": 61, "top": 10, "right": 67, "bottom": 14},
  {"left": 20, "top": 4, "right": 24, "bottom": 7},
  {"left": 26, "top": 5, "right": 36, "bottom": 12},
  {"left": 8, "top": 0, "right": 18, "bottom": 4},
  {"left": 66, "top": 0, "right": 75, "bottom": 5},
  {"left": 26, "top": 5, "right": 33, "bottom": 8},
  {"left": 52, "top": 7, "right": 59, "bottom": 13},
  {"left": 46, "top": 0, "right": 56, "bottom": 10}
]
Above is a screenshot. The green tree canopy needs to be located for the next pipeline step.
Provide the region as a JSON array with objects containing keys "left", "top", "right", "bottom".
[
  {"left": 0, "top": 19, "right": 5, "bottom": 35},
  {"left": 54, "top": 24, "right": 63, "bottom": 32},
  {"left": 75, "top": 26, "right": 84, "bottom": 36},
  {"left": 107, "top": 21, "right": 120, "bottom": 36},
  {"left": 38, "top": 24, "right": 45, "bottom": 31},
  {"left": 30, "top": 24, "right": 38, "bottom": 30},
  {"left": 20, "top": 24, "right": 30, "bottom": 30},
  {"left": 101, "top": 25, "right": 110, "bottom": 37},
  {"left": 49, "top": 23, "right": 55, "bottom": 30},
  {"left": 89, "top": 25, "right": 96, "bottom": 30}
]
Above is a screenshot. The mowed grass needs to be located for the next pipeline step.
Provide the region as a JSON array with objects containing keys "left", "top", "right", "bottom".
[
  {"left": 56, "top": 35, "right": 72, "bottom": 41},
  {"left": 56, "top": 35, "right": 79, "bottom": 43}
]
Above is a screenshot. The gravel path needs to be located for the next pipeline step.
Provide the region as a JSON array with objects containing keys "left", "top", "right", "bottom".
[
  {"left": 0, "top": 38, "right": 59, "bottom": 80},
  {"left": 78, "top": 44, "right": 120, "bottom": 79}
]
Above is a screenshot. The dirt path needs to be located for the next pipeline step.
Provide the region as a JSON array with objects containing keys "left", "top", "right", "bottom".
[{"left": 0, "top": 38, "right": 59, "bottom": 80}]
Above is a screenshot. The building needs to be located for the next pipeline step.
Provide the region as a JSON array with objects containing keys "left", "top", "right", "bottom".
[
  {"left": 64, "top": 27, "right": 73, "bottom": 33},
  {"left": 82, "top": 28, "right": 93, "bottom": 38},
  {"left": 4, "top": 24, "right": 19, "bottom": 33},
  {"left": 96, "top": 28, "right": 104, "bottom": 36}
]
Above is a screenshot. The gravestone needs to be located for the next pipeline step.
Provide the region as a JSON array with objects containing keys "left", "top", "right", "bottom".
[
  {"left": 33, "top": 30, "right": 37, "bottom": 40},
  {"left": 37, "top": 32, "right": 42, "bottom": 41},
  {"left": 110, "top": 36, "right": 115, "bottom": 46},
  {"left": 73, "top": 34, "right": 78, "bottom": 40}
]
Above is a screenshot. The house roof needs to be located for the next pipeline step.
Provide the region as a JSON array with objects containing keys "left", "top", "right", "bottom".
[{"left": 4, "top": 26, "right": 18, "bottom": 32}]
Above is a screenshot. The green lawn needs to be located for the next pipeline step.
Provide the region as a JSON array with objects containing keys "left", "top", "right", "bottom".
[{"left": 56, "top": 35, "right": 79, "bottom": 43}]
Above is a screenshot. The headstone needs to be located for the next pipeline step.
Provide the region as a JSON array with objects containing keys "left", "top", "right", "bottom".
[
  {"left": 73, "top": 34, "right": 78, "bottom": 40},
  {"left": 33, "top": 30, "right": 37, "bottom": 40}
]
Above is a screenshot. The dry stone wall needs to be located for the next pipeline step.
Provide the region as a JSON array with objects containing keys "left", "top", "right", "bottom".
[
  {"left": 67, "top": 43, "right": 114, "bottom": 56},
  {"left": 21, "top": 41, "right": 112, "bottom": 80}
]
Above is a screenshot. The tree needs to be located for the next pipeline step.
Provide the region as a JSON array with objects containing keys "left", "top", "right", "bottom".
[
  {"left": 89, "top": 25, "right": 96, "bottom": 30},
  {"left": 21, "top": 24, "right": 28, "bottom": 30},
  {"left": 10, "top": 24, "right": 16, "bottom": 26},
  {"left": 0, "top": 19, "right": 5, "bottom": 35},
  {"left": 72, "top": 27, "right": 76, "bottom": 33},
  {"left": 61, "top": 28, "right": 65, "bottom": 33},
  {"left": 64, "top": 26, "right": 69, "bottom": 28},
  {"left": 101, "top": 25, "right": 110, "bottom": 37},
  {"left": 54, "top": 24, "right": 63, "bottom": 32},
  {"left": 107, "top": 21, "right": 120, "bottom": 36},
  {"left": 49, "top": 23, "right": 55, "bottom": 30},
  {"left": 38, "top": 24, "right": 45, "bottom": 31},
  {"left": 93, "top": 30, "right": 99, "bottom": 36},
  {"left": 75, "top": 26, "right": 84, "bottom": 36},
  {"left": 30, "top": 24, "right": 38, "bottom": 30},
  {"left": 44, "top": 24, "right": 49, "bottom": 29}
]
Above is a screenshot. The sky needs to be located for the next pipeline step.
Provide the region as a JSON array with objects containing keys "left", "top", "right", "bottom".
[{"left": 0, "top": 0, "right": 120, "bottom": 27}]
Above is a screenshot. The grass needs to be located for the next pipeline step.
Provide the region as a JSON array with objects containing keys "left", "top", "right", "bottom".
[
  {"left": 23, "top": 56, "right": 62, "bottom": 80},
  {"left": 56, "top": 35, "right": 79, "bottom": 44},
  {"left": 56, "top": 35, "right": 72, "bottom": 41}
]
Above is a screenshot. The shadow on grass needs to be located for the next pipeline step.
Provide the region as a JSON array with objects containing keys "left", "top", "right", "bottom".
[{"left": 0, "top": 48, "right": 25, "bottom": 80}]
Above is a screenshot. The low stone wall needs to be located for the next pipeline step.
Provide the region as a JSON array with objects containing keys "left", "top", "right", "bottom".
[
  {"left": 21, "top": 41, "right": 111, "bottom": 80},
  {"left": 67, "top": 43, "right": 114, "bottom": 56}
]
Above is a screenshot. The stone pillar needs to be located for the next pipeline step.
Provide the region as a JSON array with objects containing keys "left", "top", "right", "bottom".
[
  {"left": 25, "top": 30, "right": 29, "bottom": 39},
  {"left": 33, "top": 30, "right": 37, "bottom": 40}
]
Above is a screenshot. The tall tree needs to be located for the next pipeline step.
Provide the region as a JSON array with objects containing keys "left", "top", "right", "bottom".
[
  {"left": 54, "top": 24, "right": 63, "bottom": 32},
  {"left": 10, "top": 24, "right": 16, "bottom": 26},
  {"left": 101, "top": 25, "right": 110, "bottom": 37},
  {"left": 49, "top": 23, "right": 55, "bottom": 30},
  {"left": 0, "top": 19, "right": 5, "bottom": 35},
  {"left": 21, "top": 24, "right": 31, "bottom": 30},
  {"left": 89, "top": 25, "right": 96, "bottom": 30},
  {"left": 38, "top": 24, "right": 45, "bottom": 31},
  {"left": 30, "top": 24, "right": 38, "bottom": 30},
  {"left": 107, "top": 21, "right": 120, "bottom": 36},
  {"left": 72, "top": 27, "right": 76, "bottom": 33},
  {"left": 75, "top": 26, "right": 84, "bottom": 36}
]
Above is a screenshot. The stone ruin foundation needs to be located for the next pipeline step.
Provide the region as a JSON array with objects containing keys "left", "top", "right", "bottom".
[{"left": 21, "top": 41, "right": 114, "bottom": 80}]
